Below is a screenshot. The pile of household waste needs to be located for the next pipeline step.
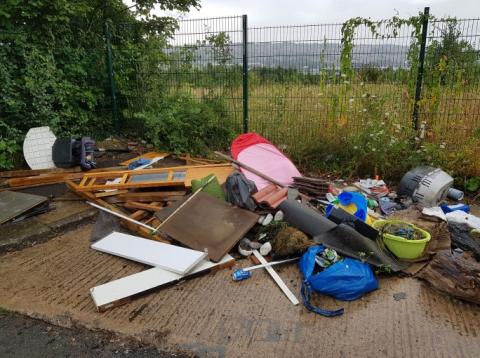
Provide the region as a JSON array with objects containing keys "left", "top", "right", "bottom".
[{"left": 1, "top": 130, "right": 479, "bottom": 314}]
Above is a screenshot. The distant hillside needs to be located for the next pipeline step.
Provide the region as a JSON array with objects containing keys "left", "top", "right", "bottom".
[{"left": 188, "top": 42, "right": 411, "bottom": 71}]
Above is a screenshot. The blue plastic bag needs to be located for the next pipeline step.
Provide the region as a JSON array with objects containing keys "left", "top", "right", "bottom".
[{"left": 299, "top": 245, "right": 378, "bottom": 317}]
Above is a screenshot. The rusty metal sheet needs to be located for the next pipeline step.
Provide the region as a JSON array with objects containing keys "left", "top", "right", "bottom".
[
  {"left": 159, "top": 192, "right": 258, "bottom": 261},
  {"left": 0, "top": 190, "right": 48, "bottom": 224}
]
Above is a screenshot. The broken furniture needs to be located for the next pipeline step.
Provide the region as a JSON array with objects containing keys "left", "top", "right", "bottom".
[{"left": 74, "top": 164, "right": 233, "bottom": 191}]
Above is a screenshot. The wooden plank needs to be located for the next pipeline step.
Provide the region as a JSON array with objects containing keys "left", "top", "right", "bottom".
[
  {"left": 3, "top": 166, "right": 128, "bottom": 188},
  {"left": 106, "top": 191, "right": 186, "bottom": 204},
  {"left": 94, "top": 190, "right": 129, "bottom": 198},
  {"left": 79, "top": 164, "right": 230, "bottom": 178},
  {"left": 5, "top": 172, "right": 86, "bottom": 187},
  {"left": 91, "top": 231, "right": 207, "bottom": 275},
  {"left": 119, "top": 152, "right": 170, "bottom": 166},
  {"left": 252, "top": 250, "right": 299, "bottom": 306},
  {"left": 179, "top": 155, "right": 223, "bottom": 166},
  {"left": 0, "top": 167, "right": 81, "bottom": 178},
  {"left": 90, "top": 254, "right": 234, "bottom": 312},
  {"left": 123, "top": 201, "right": 164, "bottom": 212}
]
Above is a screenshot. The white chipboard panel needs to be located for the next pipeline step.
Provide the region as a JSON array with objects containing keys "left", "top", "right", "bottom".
[
  {"left": 91, "top": 232, "right": 207, "bottom": 275},
  {"left": 90, "top": 254, "right": 234, "bottom": 310}
]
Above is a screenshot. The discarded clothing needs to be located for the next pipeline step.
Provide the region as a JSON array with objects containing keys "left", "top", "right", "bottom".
[{"left": 225, "top": 171, "right": 257, "bottom": 211}]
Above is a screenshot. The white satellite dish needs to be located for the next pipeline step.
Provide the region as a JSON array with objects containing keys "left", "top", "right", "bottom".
[{"left": 23, "top": 126, "right": 57, "bottom": 170}]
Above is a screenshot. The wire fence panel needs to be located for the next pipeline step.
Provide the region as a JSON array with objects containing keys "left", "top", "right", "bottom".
[
  {"left": 109, "top": 15, "right": 480, "bottom": 173},
  {"left": 247, "top": 22, "right": 418, "bottom": 155},
  {"left": 421, "top": 18, "right": 480, "bottom": 145}
]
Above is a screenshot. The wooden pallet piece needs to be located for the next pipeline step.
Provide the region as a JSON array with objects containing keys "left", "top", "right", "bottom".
[{"left": 66, "top": 180, "right": 169, "bottom": 243}]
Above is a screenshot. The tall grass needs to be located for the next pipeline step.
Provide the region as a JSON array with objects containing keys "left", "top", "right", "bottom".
[{"left": 189, "top": 82, "right": 480, "bottom": 179}]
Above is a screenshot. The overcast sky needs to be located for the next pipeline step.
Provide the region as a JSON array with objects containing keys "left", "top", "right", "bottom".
[{"left": 152, "top": 0, "right": 479, "bottom": 26}]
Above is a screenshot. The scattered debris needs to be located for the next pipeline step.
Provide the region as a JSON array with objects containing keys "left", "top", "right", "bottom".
[{"left": 2, "top": 131, "right": 480, "bottom": 323}]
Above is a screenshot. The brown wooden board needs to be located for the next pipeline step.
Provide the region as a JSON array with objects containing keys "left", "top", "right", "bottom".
[
  {"left": 159, "top": 192, "right": 258, "bottom": 261},
  {"left": 105, "top": 191, "right": 186, "bottom": 204},
  {"left": 123, "top": 202, "right": 164, "bottom": 212},
  {"left": 0, "top": 167, "right": 81, "bottom": 178}
]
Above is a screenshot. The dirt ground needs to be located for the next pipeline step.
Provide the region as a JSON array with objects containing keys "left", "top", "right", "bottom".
[{"left": 0, "top": 223, "right": 479, "bottom": 357}]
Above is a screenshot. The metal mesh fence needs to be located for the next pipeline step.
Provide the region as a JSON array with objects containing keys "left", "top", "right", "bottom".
[
  {"left": 422, "top": 18, "right": 480, "bottom": 143},
  {"left": 247, "top": 21, "right": 418, "bottom": 153},
  {"left": 110, "top": 14, "right": 480, "bottom": 160}
]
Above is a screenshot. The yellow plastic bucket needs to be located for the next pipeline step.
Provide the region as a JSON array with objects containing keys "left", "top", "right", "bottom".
[{"left": 372, "top": 219, "right": 431, "bottom": 260}]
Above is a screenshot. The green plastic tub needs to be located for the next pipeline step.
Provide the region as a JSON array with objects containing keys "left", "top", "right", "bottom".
[{"left": 372, "top": 219, "right": 431, "bottom": 260}]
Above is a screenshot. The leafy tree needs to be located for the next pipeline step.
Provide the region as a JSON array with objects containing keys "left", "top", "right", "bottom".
[
  {"left": 0, "top": 0, "right": 199, "bottom": 169},
  {"left": 425, "top": 21, "right": 479, "bottom": 86}
]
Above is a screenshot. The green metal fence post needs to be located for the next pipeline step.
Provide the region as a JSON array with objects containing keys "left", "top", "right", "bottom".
[
  {"left": 104, "top": 22, "right": 120, "bottom": 133},
  {"left": 412, "top": 7, "right": 429, "bottom": 130},
  {"left": 242, "top": 15, "right": 249, "bottom": 133}
]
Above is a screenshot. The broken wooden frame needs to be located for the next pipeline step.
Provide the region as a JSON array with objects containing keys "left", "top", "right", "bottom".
[{"left": 75, "top": 164, "right": 233, "bottom": 192}]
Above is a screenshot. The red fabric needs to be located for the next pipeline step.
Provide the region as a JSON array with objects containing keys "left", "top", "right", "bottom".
[{"left": 230, "top": 133, "right": 272, "bottom": 159}]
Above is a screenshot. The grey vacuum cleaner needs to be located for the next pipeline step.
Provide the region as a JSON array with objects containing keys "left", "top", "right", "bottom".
[{"left": 397, "top": 166, "right": 462, "bottom": 206}]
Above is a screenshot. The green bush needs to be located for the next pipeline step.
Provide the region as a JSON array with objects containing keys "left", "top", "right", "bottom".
[
  {"left": 133, "top": 93, "right": 235, "bottom": 155},
  {"left": 0, "top": 121, "right": 21, "bottom": 170}
]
